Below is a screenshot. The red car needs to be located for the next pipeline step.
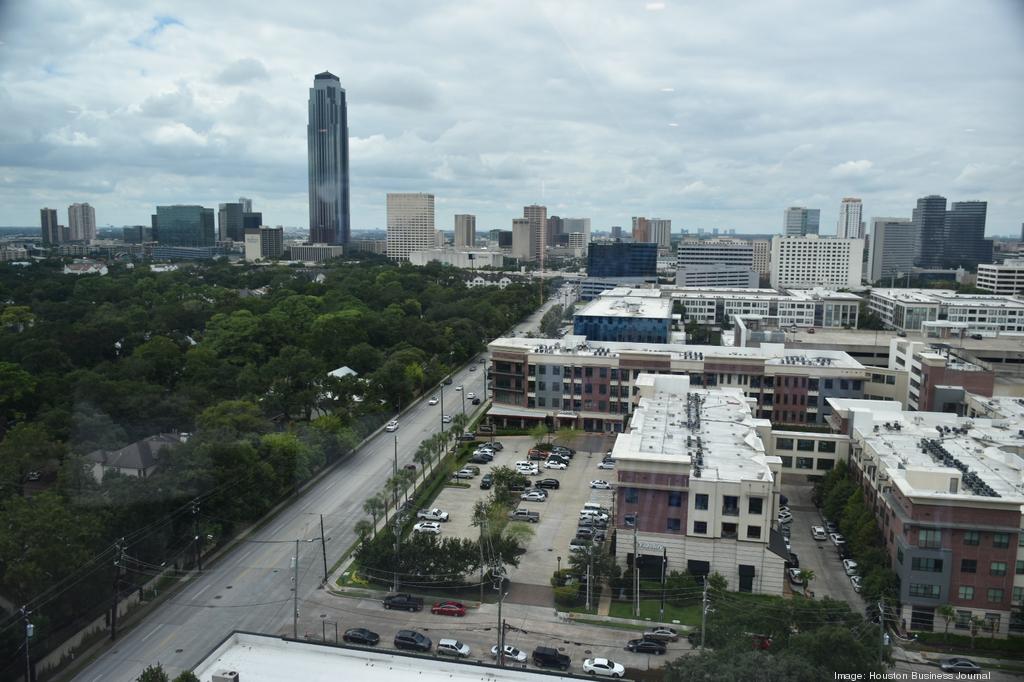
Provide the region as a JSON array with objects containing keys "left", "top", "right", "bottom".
[{"left": 431, "top": 601, "right": 466, "bottom": 617}]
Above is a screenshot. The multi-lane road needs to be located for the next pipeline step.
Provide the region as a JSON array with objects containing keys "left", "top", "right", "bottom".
[{"left": 71, "top": 289, "right": 568, "bottom": 681}]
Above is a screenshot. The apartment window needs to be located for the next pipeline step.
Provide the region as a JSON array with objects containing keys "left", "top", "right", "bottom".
[
  {"left": 987, "top": 588, "right": 1004, "bottom": 604},
  {"left": 599, "top": 367, "right": 607, "bottom": 378},
  {"left": 961, "top": 559, "right": 977, "bottom": 574},
  {"left": 808, "top": 379, "right": 819, "bottom": 391},
  {"left": 538, "top": 365, "right": 547, "bottom": 375},
  {"left": 955, "top": 610, "right": 972, "bottom": 629},
  {"left": 722, "top": 523, "right": 738, "bottom": 539},
  {"left": 666, "top": 518, "right": 681, "bottom": 532},
  {"left": 990, "top": 562, "right": 1008, "bottom": 577},
  {"left": 824, "top": 379, "right": 834, "bottom": 389},
  {"left": 746, "top": 525, "right": 761, "bottom": 539},
  {"left": 1014, "top": 587, "right": 1024, "bottom": 605},
  {"left": 668, "top": 491, "right": 683, "bottom": 508},
  {"left": 918, "top": 529, "right": 942, "bottom": 549},
  {"left": 963, "top": 531, "right": 980, "bottom": 546},
  {"left": 775, "top": 438, "right": 794, "bottom": 450},
  {"left": 797, "top": 439, "right": 815, "bottom": 452},
  {"left": 796, "top": 457, "right": 814, "bottom": 469},
  {"left": 1016, "top": 561, "right": 1024, "bottom": 576},
  {"left": 909, "top": 583, "right": 941, "bottom": 599},
  {"left": 694, "top": 494, "right": 709, "bottom": 510},
  {"left": 912, "top": 558, "right": 943, "bottom": 573},
  {"left": 818, "top": 440, "right": 836, "bottom": 453},
  {"left": 693, "top": 521, "right": 708, "bottom": 534},
  {"left": 748, "top": 497, "right": 763, "bottom": 514},
  {"left": 958, "top": 586, "right": 975, "bottom": 600},
  {"left": 993, "top": 533, "right": 1010, "bottom": 549},
  {"left": 780, "top": 455, "right": 793, "bottom": 468},
  {"left": 722, "top": 496, "right": 739, "bottom": 516},
  {"left": 816, "top": 459, "right": 834, "bottom": 471},
  {"left": 624, "top": 488, "right": 639, "bottom": 504}
]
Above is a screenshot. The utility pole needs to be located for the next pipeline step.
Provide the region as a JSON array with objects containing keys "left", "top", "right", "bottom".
[
  {"left": 110, "top": 538, "right": 125, "bottom": 640},
  {"left": 192, "top": 499, "right": 202, "bottom": 571},
  {"left": 292, "top": 539, "right": 299, "bottom": 639},
  {"left": 660, "top": 546, "right": 667, "bottom": 621},
  {"left": 393, "top": 516, "right": 401, "bottom": 593},
  {"left": 585, "top": 554, "right": 592, "bottom": 611},
  {"left": 700, "top": 579, "right": 709, "bottom": 649},
  {"left": 878, "top": 598, "right": 886, "bottom": 665},
  {"left": 393, "top": 436, "right": 398, "bottom": 478},
  {"left": 632, "top": 515, "right": 640, "bottom": 618},
  {"left": 494, "top": 564, "right": 506, "bottom": 667},
  {"left": 319, "top": 514, "right": 328, "bottom": 585},
  {"left": 20, "top": 606, "right": 32, "bottom": 682},
  {"left": 439, "top": 381, "right": 445, "bottom": 433}
]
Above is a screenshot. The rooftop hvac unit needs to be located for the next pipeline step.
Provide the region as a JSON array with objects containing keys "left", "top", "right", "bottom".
[{"left": 213, "top": 673, "right": 240, "bottom": 682}]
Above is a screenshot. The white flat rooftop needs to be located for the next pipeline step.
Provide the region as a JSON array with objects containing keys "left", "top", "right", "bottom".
[
  {"left": 193, "top": 632, "right": 574, "bottom": 682},
  {"left": 575, "top": 295, "right": 672, "bottom": 319}
]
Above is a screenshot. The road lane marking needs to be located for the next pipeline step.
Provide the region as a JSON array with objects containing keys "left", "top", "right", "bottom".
[
  {"left": 193, "top": 583, "right": 211, "bottom": 598},
  {"left": 141, "top": 624, "right": 163, "bottom": 642}
]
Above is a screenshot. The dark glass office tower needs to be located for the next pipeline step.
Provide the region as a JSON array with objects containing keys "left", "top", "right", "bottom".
[
  {"left": 587, "top": 242, "right": 658, "bottom": 278},
  {"left": 912, "top": 195, "right": 948, "bottom": 268},
  {"left": 155, "top": 205, "right": 216, "bottom": 247},
  {"left": 218, "top": 202, "right": 245, "bottom": 242},
  {"left": 307, "top": 71, "right": 350, "bottom": 245},
  {"left": 242, "top": 212, "right": 263, "bottom": 232},
  {"left": 945, "top": 201, "right": 991, "bottom": 268}
]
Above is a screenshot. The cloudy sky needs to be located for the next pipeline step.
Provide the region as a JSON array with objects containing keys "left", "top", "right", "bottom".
[{"left": 1, "top": 0, "right": 1022, "bottom": 235}]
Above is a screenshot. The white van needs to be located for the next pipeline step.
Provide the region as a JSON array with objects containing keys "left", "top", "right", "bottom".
[{"left": 582, "top": 502, "right": 609, "bottom": 514}]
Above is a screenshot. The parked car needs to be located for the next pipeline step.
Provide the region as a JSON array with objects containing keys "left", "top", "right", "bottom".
[
  {"left": 824, "top": 521, "right": 838, "bottom": 534},
  {"left": 829, "top": 532, "right": 845, "bottom": 545},
  {"left": 442, "top": 415, "right": 453, "bottom": 423},
  {"left": 534, "top": 478, "right": 560, "bottom": 489},
  {"left": 428, "top": 396, "right": 438, "bottom": 405},
  {"left": 811, "top": 525, "right": 827, "bottom": 540},
  {"left": 842, "top": 559, "right": 859, "bottom": 576},
  {"left": 642, "top": 627, "right": 679, "bottom": 642},
  {"left": 480, "top": 473, "right": 493, "bottom": 489},
  {"left": 787, "top": 568, "right": 805, "bottom": 586},
  {"left": 528, "top": 449, "right": 548, "bottom": 461},
  {"left": 443, "top": 376, "right": 453, "bottom": 385},
  {"left": 343, "top": 627, "right": 380, "bottom": 646},
  {"left": 385, "top": 420, "right": 399, "bottom": 432},
  {"left": 597, "top": 460, "right": 615, "bottom": 469},
  {"left": 583, "top": 658, "right": 625, "bottom": 678},
  {"left": 544, "top": 460, "right": 567, "bottom": 470},
  {"left": 569, "top": 537, "right": 590, "bottom": 552},
  {"left": 516, "top": 464, "right": 540, "bottom": 475},
  {"left": 383, "top": 593, "right": 424, "bottom": 612},
  {"left": 521, "top": 490, "right": 547, "bottom": 502},
  {"left": 850, "top": 575, "right": 862, "bottom": 593},
  {"left": 532, "top": 646, "right": 571, "bottom": 671},
  {"left": 413, "top": 521, "right": 441, "bottom": 535},
  {"left": 575, "top": 527, "right": 594, "bottom": 540},
  {"left": 546, "top": 454, "right": 569, "bottom": 465},
  {"left": 458, "top": 432, "right": 477, "bottom": 442},
  {"left": 417, "top": 508, "right": 450, "bottom": 522},
  {"left": 394, "top": 630, "right": 431, "bottom": 652},
  {"left": 590, "top": 479, "right": 612, "bottom": 489},
  {"left": 552, "top": 445, "right": 576, "bottom": 456},
  {"left": 785, "top": 552, "right": 799, "bottom": 569},
  {"left": 508, "top": 508, "right": 541, "bottom": 522},
  {"left": 778, "top": 510, "right": 793, "bottom": 524},
  {"left": 940, "top": 658, "right": 982, "bottom": 673},
  {"left": 437, "top": 638, "right": 471, "bottom": 658},
  {"left": 485, "top": 441, "right": 504, "bottom": 451},
  {"left": 463, "top": 464, "right": 480, "bottom": 474},
  {"left": 431, "top": 601, "right": 466, "bottom": 617},
  {"left": 491, "top": 644, "right": 528, "bottom": 663},
  {"left": 837, "top": 542, "right": 852, "bottom": 560},
  {"left": 469, "top": 454, "right": 491, "bottom": 464},
  {"left": 403, "top": 463, "right": 416, "bottom": 472}
]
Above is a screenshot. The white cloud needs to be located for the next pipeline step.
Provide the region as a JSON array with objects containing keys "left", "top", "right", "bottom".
[
  {"left": 829, "top": 160, "right": 874, "bottom": 178},
  {"left": 43, "top": 127, "right": 99, "bottom": 147},
  {"left": 149, "top": 123, "right": 206, "bottom": 146}
]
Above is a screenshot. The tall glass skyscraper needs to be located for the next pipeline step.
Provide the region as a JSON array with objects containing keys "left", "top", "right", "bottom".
[
  {"left": 155, "top": 205, "right": 216, "bottom": 247},
  {"left": 307, "top": 71, "right": 350, "bottom": 245},
  {"left": 913, "top": 195, "right": 948, "bottom": 268}
]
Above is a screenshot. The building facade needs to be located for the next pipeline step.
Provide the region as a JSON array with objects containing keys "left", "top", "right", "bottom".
[
  {"left": 632, "top": 217, "right": 651, "bottom": 243},
  {"left": 977, "top": 259, "right": 1024, "bottom": 296},
  {"left": 945, "top": 201, "right": 992, "bottom": 270},
  {"left": 511, "top": 218, "right": 535, "bottom": 261},
  {"left": 573, "top": 296, "right": 673, "bottom": 343},
  {"left": 836, "top": 198, "right": 865, "bottom": 239},
  {"left": 868, "top": 218, "right": 916, "bottom": 283},
  {"left": 752, "top": 240, "right": 771, "bottom": 276},
  {"left": 408, "top": 249, "right": 504, "bottom": 269},
  {"left": 40, "top": 207, "right": 60, "bottom": 245},
  {"left": 218, "top": 202, "right": 245, "bottom": 242},
  {"left": 784, "top": 207, "right": 820, "bottom": 236},
  {"left": 307, "top": 71, "right": 350, "bottom": 245},
  {"left": 676, "top": 264, "right": 759, "bottom": 287},
  {"left": 68, "top": 202, "right": 96, "bottom": 242},
  {"left": 889, "top": 339, "right": 994, "bottom": 412},
  {"left": 154, "top": 205, "right": 216, "bottom": 247},
  {"left": 288, "top": 243, "right": 345, "bottom": 263},
  {"left": 243, "top": 226, "right": 284, "bottom": 261},
  {"left": 386, "top": 192, "right": 435, "bottom": 261},
  {"left": 867, "top": 289, "right": 1024, "bottom": 333},
  {"left": 454, "top": 214, "right": 476, "bottom": 250},
  {"left": 587, "top": 242, "right": 657, "bottom": 279},
  {"left": 770, "top": 235, "right": 864, "bottom": 289},
  {"left": 649, "top": 218, "right": 672, "bottom": 250},
  {"left": 913, "top": 195, "right": 949, "bottom": 268},
  {"left": 523, "top": 204, "right": 547, "bottom": 264}
]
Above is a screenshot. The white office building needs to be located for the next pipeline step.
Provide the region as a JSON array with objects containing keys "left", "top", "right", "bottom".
[
  {"left": 243, "top": 226, "right": 284, "bottom": 261},
  {"left": 511, "top": 218, "right": 535, "bottom": 261},
  {"left": 650, "top": 218, "right": 672, "bottom": 250},
  {"left": 976, "top": 259, "right": 1024, "bottom": 296},
  {"left": 836, "top": 197, "right": 865, "bottom": 239},
  {"left": 563, "top": 217, "right": 591, "bottom": 255},
  {"left": 386, "top": 192, "right": 435, "bottom": 261},
  {"left": 453, "top": 214, "right": 476, "bottom": 250},
  {"left": 677, "top": 238, "right": 755, "bottom": 267},
  {"left": 867, "top": 218, "right": 916, "bottom": 284},
  {"left": 867, "top": 288, "right": 1024, "bottom": 332},
  {"left": 784, "top": 207, "right": 820, "bottom": 236},
  {"left": 676, "top": 264, "right": 758, "bottom": 287},
  {"left": 752, "top": 240, "right": 771, "bottom": 276},
  {"left": 770, "top": 235, "right": 863, "bottom": 289},
  {"left": 408, "top": 249, "right": 504, "bottom": 269}
]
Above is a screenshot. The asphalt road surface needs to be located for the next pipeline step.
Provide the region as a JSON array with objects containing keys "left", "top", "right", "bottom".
[{"left": 71, "top": 288, "right": 568, "bottom": 681}]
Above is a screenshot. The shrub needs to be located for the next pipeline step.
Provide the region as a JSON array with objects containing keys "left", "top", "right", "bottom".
[{"left": 554, "top": 585, "right": 580, "bottom": 607}]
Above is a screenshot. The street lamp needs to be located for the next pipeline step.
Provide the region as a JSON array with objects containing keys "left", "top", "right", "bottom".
[{"left": 557, "top": 556, "right": 562, "bottom": 577}]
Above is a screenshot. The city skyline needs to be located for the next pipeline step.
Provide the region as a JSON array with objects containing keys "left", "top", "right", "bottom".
[{"left": 0, "top": 2, "right": 1022, "bottom": 234}]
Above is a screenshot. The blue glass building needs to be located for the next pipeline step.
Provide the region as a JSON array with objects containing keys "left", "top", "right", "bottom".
[{"left": 586, "top": 242, "right": 657, "bottom": 278}]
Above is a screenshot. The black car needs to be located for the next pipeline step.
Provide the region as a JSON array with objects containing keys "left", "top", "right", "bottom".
[
  {"left": 627, "top": 638, "right": 667, "bottom": 655},
  {"left": 534, "top": 478, "right": 560, "bottom": 489},
  {"left": 785, "top": 552, "right": 799, "bottom": 569},
  {"left": 480, "top": 473, "right": 493, "bottom": 489},
  {"left": 394, "top": 629, "right": 432, "bottom": 652},
  {"left": 472, "top": 397, "right": 481, "bottom": 405},
  {"left": 485, "top": 441, "right": 504, "bottom": 451},
  {"left": 532, "top": 646, "right": 571, "bottom": 670},
  {"left": 383, "top": 593, "right": 424, "bottom": 611},
  {"left": 469, "top": 454, "right": 491, "bottom": 464},
  {"left": 575, "top": 527, "right": 594, "bottom": 540},
  {"left": 343, "top": 627, "right": 380, "bottom": 646}
]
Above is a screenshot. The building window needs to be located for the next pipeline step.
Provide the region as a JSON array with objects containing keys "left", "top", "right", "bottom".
[
  {"left": 748, "top": 497, "right": 763, "bottom": 514},
  {"left": 918, "top": 528, "right": 942, "bottom": 549},
  {"left": 666, "top": 518, "right": 681, "bottom": 532},
  {"left": 987, "top": 588, "right": 1004, "bottom": 604},
  {"left": 1016, "top": 561, "right": 1024, "bottom": 576},
  {"left": 990, "top": 562, "right": 1008, "bottom": 576},
  {"left": 955, "top": 610, "right": 972, "bottom": 629},
  {"left": 963, "top": 531, "right": 980, "bottom": 546},
  {"left": 775, "top": 437, "right": 794, "bottom": 450},
  {"left": 993, "top": 533, "right": 1010, "bottom": 549},
  {"left": 780, "top": 455, "right": 793, "bottom": 468},
  {"left": 797, "top": 439, "right": 815, "bottom": 451},
  {"left": 796, "top": 457, "right": 814, "bottom": 469},
  {"left": 746, "top": 525, "right": 761, "bottom": 539},
  {"left": 961, "top": 559, "right": 977, "bottom": 573},
  {"left": 817, "top": 440, "right": 836, "bottom": 453},
  {"left": 722, "top": 496, "right": 739, "bottom": 516},
  {"left": 668, "top": 491, "right": 683, "bottom": 508},
  {"left": 693, "top": 521, "right": 707, "bottom": 534},
  {"left": 1014, "top": 587, "right": 1024, "bottom": 605},
  {"left": 958, "top": 586, "right": 975, "bottom": 601},
  {"left": 824, "top": 379, "right": 834, "bottom": 389},
  {"left": 909, "top": 583, "right": 941, "bottom": 599},
  {"left": 694, "top": 494, "right": 709, "bottom": 510},
  {"left": 722, "top": 523, "right": 738, "bottom": 539},
  {"left": 816, "top": 459, "right": 834, "bottom": 471},
  {"left": 912, "top": 558, "right": 943, "bottom": 573},
  {"left": 624, "top": 488, "right": 639, "bottom": 504},
  {"left": 897, "top": 548, "right": 904, "bottom": 564}
]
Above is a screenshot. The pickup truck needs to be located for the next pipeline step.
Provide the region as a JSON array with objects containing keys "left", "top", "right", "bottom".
[
  {"left": 508, "top": 508, "right": 540, "bottom": 523},
  {"left": 383, "top": 593, "right": 424, "bottom": 612},
  {"left": 417, "top": 508, "right": 450, "bottom": 522}
]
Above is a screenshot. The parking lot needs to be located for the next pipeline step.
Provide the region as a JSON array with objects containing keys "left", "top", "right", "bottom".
[
  {"left": 782, "top": 482, "right": 865, "bottom": 607},
  {"left": 429, "top": 434, "right": 617, "bottom": 588}
]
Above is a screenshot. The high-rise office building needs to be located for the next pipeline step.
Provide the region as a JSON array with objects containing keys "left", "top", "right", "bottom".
[
  {"left": 867, "top": 218, "right": 915, "bottom": 283},
  {"left": 242, "top": 211, "right": 263, "bottom": 232},
  {"left": 218, "top": 202, "right": 245, "bottom": 242},
  {"left": 587, "top": 242, "right": 658, "bottom": 278},
  {"left": 631, "top": 217, "right": 651, "bottom": 242},
  {"left": 650, "top": 218, "right": 672, "bottom": 249},
  {"left": 912, "top": 195, "right": 948, "bottom": 268},
  {"left": 546, "top": 215, "right": 564, "bottom": 246},
  {"left": 238, "top": 197, "right": 253, "bottom": 213},
  {"left": 563, "top": 217, "right": 591, "bottom": 254},
  {"left": 511, "top": 218, "right": 535, "bottom": 261},
  {"left": 244, "top": 226, "right": 284, "bottom": 261},
  {"left": 123, "top": 225, "right": 154, "bottom": 243},
  {"left": 610, "top": 226, "right": 623, "bottom": 239},
  {"left": 836, "top": 198, "right": 864, "bottom": 239},
  {"left": 784, "top": 207, "right": 820, "bottom": 236},
  {"left": 307, "top": 71, "right": 350, "bottom": 245},
  {"left": 770, "top": 235, "right": 863, "bottom": 289},
  {"left": 385, "top": 193, "right": 434, "bottom": 261},
  {"left": 68, "top": 203, "right": 96, "bottom": 242},
  {"left": 454, "top": 214, "right": 476, "bottom": 250},
  {"left": 40, "top": 208, "right": 60, "bottom": 245},
  {"left": 155, "top": 205, "right": 216, "bottom": 247},
  {"left": 945, "top": 201, "right": 991, "bottom": 269},
  {"left": 752, "top": 240, "right": 771, "bottom": 275},
  {"left": 523, "top": 205, "right": 547, "bottom": 264}
]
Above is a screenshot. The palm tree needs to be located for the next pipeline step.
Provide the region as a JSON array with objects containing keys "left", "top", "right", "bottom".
[
  {"left": 969, "top": 616, "right": 985, "bottom": 649},
  {"left": 798, "top": 569, "right": 815, "bottom": 597},
  {"left": 354, "top": 519, "right": 373, "bottom": 544},
  {"left": 937, "top": 604, "right": 955, "bottom": 642},
  {"left": 399, "top": 468, "right": 416, "bottom": 504},
  {"left": 452, "top": 412, "right": 470, "bottom": 436},
  {"left": 377, "top": 491, "right": 390, "bottom": 526},
  {"left": 414, "top": 447, "right": 431, "bottom": 483},
  {"left": 363, "top": 496, "right": 383, "bottom": 537},
  {"left": 387, "top": 475, "right": 403, "bottom": 511}
]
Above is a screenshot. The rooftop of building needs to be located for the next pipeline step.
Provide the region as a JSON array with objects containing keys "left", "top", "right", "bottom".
[
  {"left": 789, "top": 326, "right": 1024, "bottom": 352},
  {"left": 967, "top": 394, "right": 1024, "bottom": 421},
  {"left": 827, "top": 398, "right": 1024, "bottom": 503},
  {"left": 612, "top": 374, "right": 775, "bottom": 484},
  {"left": 980, "top": 259, "right": 1024, "bottom": 268},
  {"left": 870, "top": 288, "right": 1024, "bottom": 309},
  {"left": 599, "top": 285, "right": 860, "bottom": 302},
  {"left": 575, "top": 295, "right": 673, "bottom": 319}
]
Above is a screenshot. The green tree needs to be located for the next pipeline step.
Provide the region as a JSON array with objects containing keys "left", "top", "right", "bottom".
[
  {"left": 567, "top": 540, "right": 617, "bottom": 585},
  {"left": 136, "top": 664, "right": 169, "bottom": 682},
  {"left": 0, "top": 360, "right": 36, "bottom": 424},
  {"left": 130, "top": 336, "right": 184, "bottom": 385},
  {"left": 664, "top": 650, "right": 821, "bottom": 682},
  {"left": 172, "top": 671, "right": 200, "bottom": 682},
  {"left": 798, "top": 569, "right": 815, "bottom": 596},
  {"left": 937, "top": 604, "right": 955, "bottom": 642},
  {"left": 363, "top": 496, "right": 384, "bottom": 537}
]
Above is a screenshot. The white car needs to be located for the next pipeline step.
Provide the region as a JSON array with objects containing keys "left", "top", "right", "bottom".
[
  {"left": 590, "top": 480, "right": 612, "bottom": 489},
  {"left": 597, "top": 460, "right": 615, "bottom": 470},
  {"left": 455, "top": 385, "right": 463, "bottom": 392},
  {"left": 544, "top": 460, "right": 567, "bottom": 470},
  {"left": 437, "top": 638, "right": 470, "bottom": 658},
  {"left": 428, "top": 396, "right": 438, "bottom": 405},
  {"left": 830, "top": 532, "right": 846, "bottom": 546},
  {"left": 413, "top": 522, "right": 441, "bottom": 535},
  {"left": 442, "top": 415, "right": 453, "bottom": 423},
  {"left": 490, "top": 645, "right": 527, "bottom": 663},
  {"left": 843, "top": 559, "right": 859, "bottom": 576},
  {"left": 583, "top": 658, "right": 625, "bottom": 678},
  {"left": 516, "top": 464, "right": 539, "bottom": 475},
  {"left": 466, "top": 392, "right": 476, "bottom": 399},
  {"left": 778, "top": 510, "right": 793, "bottom": 524},
  {"left": 850, "top": 575, "right": 863, "bottom": 593},
  {"left": 417, "top": 508, "right": 450, "bottom": 522},
  {"left": 811, "top": 525, "right": 827, "bottom": 540},
  {"left": 787, "top": 567, "right": 805, "bottom": 586},
  {"left": 385, "top": 420, "right": 399, "bottom": 432},
  {"left": 520, "top": 490, "right": 547, "bottom": 502}
]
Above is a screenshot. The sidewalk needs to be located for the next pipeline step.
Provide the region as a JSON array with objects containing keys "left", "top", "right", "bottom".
[{"left": 892, "top": 644, "right": 1024, "bottom": 672}]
